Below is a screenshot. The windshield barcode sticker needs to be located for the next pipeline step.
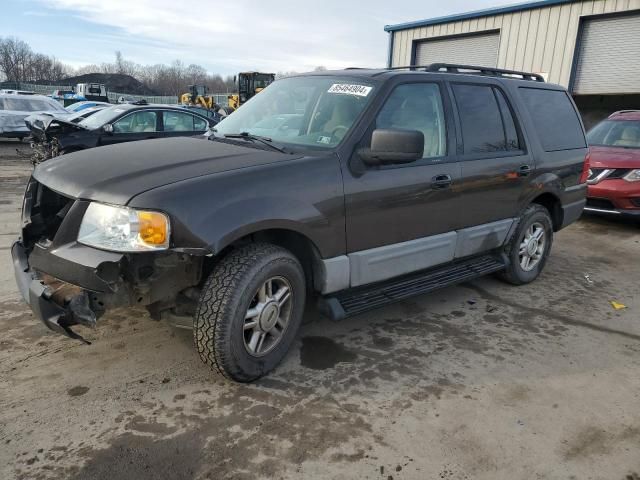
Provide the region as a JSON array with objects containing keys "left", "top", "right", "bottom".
[{"left": 328, "top": 84, "right": 372, "bottom": 97}]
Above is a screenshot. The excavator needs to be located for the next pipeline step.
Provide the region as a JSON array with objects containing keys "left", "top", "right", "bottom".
[{"left": 180, "top": 72, "right": 275, "bottom": 115}]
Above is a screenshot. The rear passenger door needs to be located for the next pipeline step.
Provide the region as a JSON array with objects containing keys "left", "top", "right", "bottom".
[
  {"left": 451, "top": 83, "right": 532, "bottom": 232},
  {"left": 161, "top": 111, "right": 209, "bottom": 139}
]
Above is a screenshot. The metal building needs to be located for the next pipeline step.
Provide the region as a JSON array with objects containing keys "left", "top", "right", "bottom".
[{"left": 385, "top": 0, "right": 640, "bottom": 127}]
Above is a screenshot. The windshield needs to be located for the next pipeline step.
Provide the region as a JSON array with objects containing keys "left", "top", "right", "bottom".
[
  {"left": 0, "top": 97, "right": 65, "bottom": 112},
  {"left": 587, "top": 120, "right": 640, "bottom": 149},
  {"left": 79, "top": 105, "right": 128, "bottom": 130},
  {"left": 213, "top": 76, "right": 376, "bottom": 149}
]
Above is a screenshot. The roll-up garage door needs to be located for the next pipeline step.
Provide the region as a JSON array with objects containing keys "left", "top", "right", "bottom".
[
  {"left": 415, "top": 32, "right": 500, "bottom": 67},
  {"left": 573, "top": 14, "right": 640, "bottom": 94}
]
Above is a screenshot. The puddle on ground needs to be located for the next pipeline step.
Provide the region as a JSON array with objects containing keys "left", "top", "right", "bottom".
[{"left": 300, "top": 336, "right": 357, "bottom": 370}]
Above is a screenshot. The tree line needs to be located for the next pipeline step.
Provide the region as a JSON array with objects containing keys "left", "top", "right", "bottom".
[
  {"left": 0, "top": 37, "right": 235, "bottom": 95},
  {"left": 0, "top": 37, "right": 326, "bottom": 96}
]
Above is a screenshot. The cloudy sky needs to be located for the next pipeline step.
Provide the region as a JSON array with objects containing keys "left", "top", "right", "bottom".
[{"left": 1, "top": 0, "right": 519, "bottom": 75}]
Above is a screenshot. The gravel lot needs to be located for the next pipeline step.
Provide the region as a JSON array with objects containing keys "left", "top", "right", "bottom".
[{"left": 1, "top": 139, "right": 639, "bottom": 480}]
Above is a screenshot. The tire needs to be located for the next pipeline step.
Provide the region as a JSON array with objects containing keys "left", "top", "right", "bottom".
[
  {"left": 194, "top": 243, "right": 306, "bottom": 382},
  {"left": 498, "top": 204, "right": 554, "bottom": 285}
]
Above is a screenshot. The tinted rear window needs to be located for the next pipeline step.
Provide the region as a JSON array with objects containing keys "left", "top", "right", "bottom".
[{"left": 519, "top": 88, "right": 585, "bottom": 151}]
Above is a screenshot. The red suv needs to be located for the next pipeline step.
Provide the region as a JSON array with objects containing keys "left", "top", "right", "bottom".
[{"left": 585, "top": 110, "right": 640, "bottom": 220}]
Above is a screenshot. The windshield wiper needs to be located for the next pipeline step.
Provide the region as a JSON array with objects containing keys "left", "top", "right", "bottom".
[{"left": 223, "top": 132, "right": 288, "bottom": 154}]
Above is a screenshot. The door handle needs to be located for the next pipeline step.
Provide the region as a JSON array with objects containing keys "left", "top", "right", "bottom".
[
  {"left": 432, "top": 174, "right": 452, "bottom": 189},
  {"left": 518, "top": 165, "right": 532, "bottom": 177}
]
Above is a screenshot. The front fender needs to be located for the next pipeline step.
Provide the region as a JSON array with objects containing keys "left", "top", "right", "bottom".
[
  {"left": 129, "top": 156, "right": 346, "bottom": 258},
  {"left": 198, "top": 194, "right": 330, "bottom": 254}
]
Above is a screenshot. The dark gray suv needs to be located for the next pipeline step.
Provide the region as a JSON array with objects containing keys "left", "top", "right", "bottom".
[{"left": 12, "top": 64, "right": 589, "bottom": 382}]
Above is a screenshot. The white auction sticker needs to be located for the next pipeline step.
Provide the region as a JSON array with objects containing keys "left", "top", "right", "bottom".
[{"left": 327, "top": 84, "right": 372, "bottom": 97}]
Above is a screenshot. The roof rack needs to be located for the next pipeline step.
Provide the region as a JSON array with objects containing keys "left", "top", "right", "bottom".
[
  {"left": 387, "top": 63, "right": 545, "bottom": 82},
  {"left": 609, "top": 110, "right": 640, "bottom": 118}
]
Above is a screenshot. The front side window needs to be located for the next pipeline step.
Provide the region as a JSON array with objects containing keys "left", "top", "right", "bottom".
[
  {"left": 113, "top": 111, "right": 157, "bottom": 133},
  {"left": 213, "top": 76, "right": 376, "bottom": 150},
  {"left": 453, "top": 84, "right": 520, "bottom": 154},
  {"left": 376, "top": 83, "right": 447, "bottom": 158},
  {"left": 587, "top": 120, "right": 640, "bottom": 149}
]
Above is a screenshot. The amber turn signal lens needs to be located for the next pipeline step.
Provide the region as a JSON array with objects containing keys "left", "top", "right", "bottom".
[{"left": 138, "top": 211, "right": 169, "bottom": 246}]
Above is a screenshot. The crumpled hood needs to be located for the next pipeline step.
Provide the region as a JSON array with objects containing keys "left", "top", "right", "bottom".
[
  {"left": 34, "top": 136, "right": 300, "bottom": 205},
  {"left": 589, "top": 145, "right": 640, "bottom": 169},
  {"left": 25, "top": 113, "right": 86, "bottom": 140}
]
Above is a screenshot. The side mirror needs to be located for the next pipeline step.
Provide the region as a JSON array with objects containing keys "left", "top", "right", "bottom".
[
  {"left": 358, "top": 129, "right": 424, "bottom": 166},
  {"left": 102, "top": 124, "right": 114, "bottom": 134}
]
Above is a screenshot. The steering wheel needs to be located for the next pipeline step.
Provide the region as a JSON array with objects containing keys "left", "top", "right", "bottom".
[{"left": 330, "top": 125, "right": 349, "bottom": 142}]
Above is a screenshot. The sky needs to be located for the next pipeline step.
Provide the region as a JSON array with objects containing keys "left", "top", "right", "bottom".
[{"left": 0, "top": 0, "right": 520, "bottom": 76}]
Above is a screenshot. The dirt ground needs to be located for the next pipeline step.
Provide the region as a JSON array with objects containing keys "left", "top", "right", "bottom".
[{"left": 1, "top": 139, "right": 639, "bottom": 480}]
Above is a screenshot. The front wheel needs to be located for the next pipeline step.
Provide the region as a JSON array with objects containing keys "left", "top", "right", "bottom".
[
  {"left": 498, "top": 204, "right": 554, "bottom": 285},
  {"left": 194, "top": 243, "right": 306, "bottom": 382}
]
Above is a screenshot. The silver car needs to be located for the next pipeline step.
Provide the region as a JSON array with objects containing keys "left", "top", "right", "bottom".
[{"left": 0, "top": 94, "right": 67, "bottom": 139}]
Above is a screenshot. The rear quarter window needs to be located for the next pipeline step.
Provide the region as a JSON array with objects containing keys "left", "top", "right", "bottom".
[{"left": 519, "top": 88, "right": 585, "bottom": 152}]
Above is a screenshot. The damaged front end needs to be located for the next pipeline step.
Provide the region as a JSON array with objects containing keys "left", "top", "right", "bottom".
[
  {"left": 12, "top": 177, "right": 203, "bottom": 343},
  {"left": 24, "top": 114, "right": 86, "bottom": 165}
]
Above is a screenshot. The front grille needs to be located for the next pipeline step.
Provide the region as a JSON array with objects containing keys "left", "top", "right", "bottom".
[
  {"left": 588, "top": 168, "right": 631, "bottom": 183},
  {"left": 608, "top": 169, "right": 631, "bottom": 179},
  {"left": 588, "top": 168, "right": 604, "bottom": 180},
  {"left": 586, "top": 198, "right": 615, "bottom": 210},
  {"left": 22, "top": 178, "right": 74, "bottom": 247}
]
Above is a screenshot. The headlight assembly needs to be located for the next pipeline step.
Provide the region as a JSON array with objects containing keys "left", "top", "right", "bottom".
[
  {"left": 623, "top": 169, "right": 640, "bottom": 182},
  {"left": 78, "top": 202, "right": 170, "bottom": 252}
]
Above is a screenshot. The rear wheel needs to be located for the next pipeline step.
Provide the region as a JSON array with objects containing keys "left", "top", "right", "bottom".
[
  {"left": 194, "top": 243, "right": 306, "bottom": 382},
  {"left": 499, "top": 204, "right": 553, "bottom": 285}
]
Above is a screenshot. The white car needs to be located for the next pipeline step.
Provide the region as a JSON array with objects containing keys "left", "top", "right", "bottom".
[{"left": 0, "top": 94, "right": 67, "bottom": 139}]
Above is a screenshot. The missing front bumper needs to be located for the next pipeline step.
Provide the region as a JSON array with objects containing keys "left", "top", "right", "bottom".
[{"left": 12, "top": 241, "right": 97, "bottom": 343}]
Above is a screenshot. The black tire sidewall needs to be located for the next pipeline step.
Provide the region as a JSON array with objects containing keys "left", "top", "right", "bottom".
[
  {"left": 224, "top": 254, "right": 305, "bottom": 381},
  {"left": 508, "top": 207, "right": 553, "bottom": 284}
]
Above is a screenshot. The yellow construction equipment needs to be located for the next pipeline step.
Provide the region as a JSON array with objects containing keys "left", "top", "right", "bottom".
[
  {"left": 180, "top": 72, "right": 275, "bottom": 115},
  {"left": 180, "top": 84, "right": 216, "bottom": 109},
  {"left": 226, "top": 72, "right": 275, "bottom": 111}
]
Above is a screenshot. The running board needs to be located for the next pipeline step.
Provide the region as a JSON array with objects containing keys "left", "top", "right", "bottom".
[{"left": 318, "top": 254, "right": 506, "bottom": 320}]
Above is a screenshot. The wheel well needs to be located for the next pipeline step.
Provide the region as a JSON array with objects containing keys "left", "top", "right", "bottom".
[
  {"left": 530, "top": 193, "right": 562, "bottom": 230},
  {"left": 208, "top": 229, "right": 321, "bottom": 291}
]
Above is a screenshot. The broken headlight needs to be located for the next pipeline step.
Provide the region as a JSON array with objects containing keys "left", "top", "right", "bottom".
[{"left": 78, "top": 203, "right": 170, "bottom": 252}]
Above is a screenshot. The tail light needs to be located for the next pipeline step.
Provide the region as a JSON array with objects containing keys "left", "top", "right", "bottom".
[{"left": 579, "top": 151, "right": 591, "bottom": 184}]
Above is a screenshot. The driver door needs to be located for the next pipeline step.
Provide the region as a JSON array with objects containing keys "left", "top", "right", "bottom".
[
  {"left": 100, "top": 110, "right": 161, "bottom": 146},
  {"left": 342, "top": 82, "right": 464, "bottom": 286}
]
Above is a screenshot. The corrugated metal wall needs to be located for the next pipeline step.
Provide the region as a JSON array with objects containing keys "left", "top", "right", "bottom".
[{"left": 390, "top": 0, "right": 640, "bottom": 87}]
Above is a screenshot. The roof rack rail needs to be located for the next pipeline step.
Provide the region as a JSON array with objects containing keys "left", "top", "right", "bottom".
[
  {"left": 387, "top": 63, "right": 545, "bottom": 82},
  {"left": 427, "top": 63, "right": 545, "bottom": 82},
  {"left": 608, "top": 109, "right": 640, "bottom": 117}
]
